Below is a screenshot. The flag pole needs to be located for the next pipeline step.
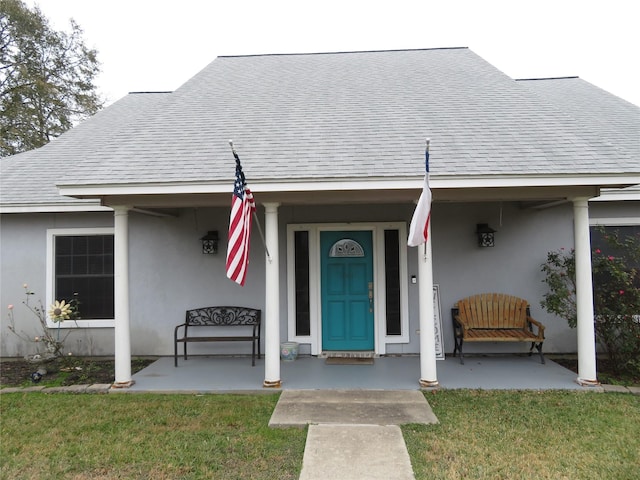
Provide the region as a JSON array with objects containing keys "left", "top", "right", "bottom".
[
  {"left": 253, "top": 212, "right": 272, "bottom": 263},
  {"left": 423, "top": 138, "right": 430, "bottom": 260},
  {"left": 228, "top": 140, "right": 272, "bottom": 262}
]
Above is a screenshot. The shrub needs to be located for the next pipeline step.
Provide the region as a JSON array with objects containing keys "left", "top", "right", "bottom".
[
  {"left": 541, "top": 229, "right": 640, "bottom": 374},
  {"left": 6, "top": 284, "right": 80, "bottom": 361}
]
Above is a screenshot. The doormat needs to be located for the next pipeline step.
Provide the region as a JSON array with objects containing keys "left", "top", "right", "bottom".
[{"left": 325, "top": 357, "right": 374, "bottom": 365}]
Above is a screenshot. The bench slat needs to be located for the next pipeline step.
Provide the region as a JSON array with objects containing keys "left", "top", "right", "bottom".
[{"left": 465, "top": 329, "right": 539, "bottom": 341}]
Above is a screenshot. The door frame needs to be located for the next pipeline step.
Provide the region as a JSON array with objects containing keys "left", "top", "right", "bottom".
[{"left": 286, "top": 222, "right": 409, "bottom": 355}]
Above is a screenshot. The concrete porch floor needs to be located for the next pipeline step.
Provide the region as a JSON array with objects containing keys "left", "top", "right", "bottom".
[{"left": 126, "top": 354, "right": 589, "bottom": 393}]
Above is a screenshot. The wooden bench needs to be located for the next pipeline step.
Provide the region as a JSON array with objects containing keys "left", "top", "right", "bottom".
[
  {"left": 451, "top": 293, "right": 545, "bottom": 365},
  {"left": 174, "top": 306, "right": 261, "bottom": 367}
]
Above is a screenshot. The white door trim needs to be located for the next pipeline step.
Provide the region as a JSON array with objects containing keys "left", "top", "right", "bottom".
[{"left": 286, "top": 222, "right": 409, "bottom": 355}]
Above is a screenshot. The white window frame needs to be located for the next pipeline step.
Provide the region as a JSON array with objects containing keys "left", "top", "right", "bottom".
[
  {"left": 46, "top": 227, "right": 115, "bottom": 328},
  {"left": 589, "top": 217, "right": 640, "bottom": 227}
]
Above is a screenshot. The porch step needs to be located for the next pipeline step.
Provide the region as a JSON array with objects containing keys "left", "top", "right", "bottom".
[
  {"left": 269, "top": 390, "right": 439, "bottom": 427},
  {"left": 320, "top": 351, "right": 376, "bottom": 359}
]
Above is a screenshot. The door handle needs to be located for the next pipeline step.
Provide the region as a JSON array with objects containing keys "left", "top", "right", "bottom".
[{"left": 368, "top": 282, "right": 374, "bottom": 312}]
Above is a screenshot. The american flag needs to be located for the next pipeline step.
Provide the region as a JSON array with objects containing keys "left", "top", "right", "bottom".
[
  {"left": 407, "top": 144, "right": 432, "bottom": 247},
  {"left": 226, "top": 151, "right": 256, "bottom": 286}
]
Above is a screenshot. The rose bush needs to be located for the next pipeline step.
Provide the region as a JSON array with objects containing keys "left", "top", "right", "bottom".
[{"left": 541, "top": 229, "right": 640, "bottom": 375}]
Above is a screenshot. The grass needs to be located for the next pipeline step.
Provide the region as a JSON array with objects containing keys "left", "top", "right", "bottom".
[
  {"left": 0, "top": 393, "right": 306, "bottom": 479},
  {"left": 404, "top": 390, "right": 640, "bottom": 479},
  {"left": 1, "top": 390, "right": 638, "bottom": 479}
]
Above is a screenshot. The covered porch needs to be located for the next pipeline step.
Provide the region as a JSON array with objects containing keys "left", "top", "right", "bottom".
[
  {"left": 100, "top": 191, "right": 601, "bottom": 390},
  {"left": 123, "top": 355, "right": 588, "bottom": 393}
]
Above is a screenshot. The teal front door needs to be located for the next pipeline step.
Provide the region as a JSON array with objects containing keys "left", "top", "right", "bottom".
[{"left": 321, "top": 230, "right": 374, "bottom": 351}]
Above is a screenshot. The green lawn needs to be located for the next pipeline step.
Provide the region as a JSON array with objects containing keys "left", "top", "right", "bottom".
[
  {"left": 0, "top": 393, "right": 306, "bottom": 479},
  {"left": 1, "top": 390, "right": 638, "bottom": 479},
  {"left": 404, "top": 390, "right": 640, "bottom": 479}
]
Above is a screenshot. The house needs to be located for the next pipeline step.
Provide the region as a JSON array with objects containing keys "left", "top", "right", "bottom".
[{"left": 1, "top": 48, "right": 639, "bottom": 388}]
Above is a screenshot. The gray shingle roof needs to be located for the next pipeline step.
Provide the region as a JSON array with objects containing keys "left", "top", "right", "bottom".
[
  {"left": 1, "top": 92, "right": 171, "bottom": 208},
  {"left": 519, "top": 76, "right": 640, "bottom": 201},
  {"left": 2, "top": 48, "right": 639, "bottom": 209},
  {"left": 517, "top": 76, "right": 639, "bottom": 159}
]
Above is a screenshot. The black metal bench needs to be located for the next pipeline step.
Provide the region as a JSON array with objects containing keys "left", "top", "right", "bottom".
[{"left": 174, "top": 306, "right": 261, "bottom": 366}]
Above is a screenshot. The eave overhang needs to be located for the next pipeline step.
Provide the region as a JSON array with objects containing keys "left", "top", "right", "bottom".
[
  {"left": 58, "top": 173, "right": 640, "bottom": 197},
  {"left": 4, "top": 174, "right": 637, "bottom": 214}
]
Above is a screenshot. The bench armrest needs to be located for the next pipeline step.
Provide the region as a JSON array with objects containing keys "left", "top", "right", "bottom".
[
  {"left": 174, "top": 322, "right": 188, "bottom": 339},
  {"left": 453, "top": 314, "right": 469, "bottom": 335},
  {"left": 526, "top": 316, "right": 545, "bottom": 337}
]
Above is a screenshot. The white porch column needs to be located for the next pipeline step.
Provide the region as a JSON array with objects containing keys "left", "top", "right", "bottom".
[
  {"left": 573, "top": 198, "right": 598, "bottom": 386},
  {"left": 263, "top": 202, "right": 281, "bottom": 388},
  {"left": 417, "top": 223, "right": 439, "bottom": 388},
  {"left": 112, "top": 206, "right": 133, "bottom": 388}
]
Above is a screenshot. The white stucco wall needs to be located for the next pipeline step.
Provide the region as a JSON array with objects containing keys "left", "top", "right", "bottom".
[
  {"left": 5, "top": 199, "right": 634, "bottom": 358},
  {"left": 0, "top": 212, "right": 115, "bottom": 357},
  {"left": 424, "top": 201, "right": 577, "bottom": 356}
]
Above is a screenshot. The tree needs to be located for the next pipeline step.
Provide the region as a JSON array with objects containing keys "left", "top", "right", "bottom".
[{"left": 0, "top": 0, "right": 102, "bottom": 157}]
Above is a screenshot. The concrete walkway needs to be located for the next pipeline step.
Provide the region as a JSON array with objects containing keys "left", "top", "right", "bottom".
[
  {"left": 270, "top": 390, "right": 438, "bottom": 480},
  {"left": 300, "top": 425, "right": 414, "bottom": 480}
]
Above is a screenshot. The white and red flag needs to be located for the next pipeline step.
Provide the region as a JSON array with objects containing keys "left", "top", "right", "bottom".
[
  {"left": 226, "top": 150, "right": 256, "bottom": 286},
  {"left": 407, "top": 142, "right": 432, "bottom": 247}
]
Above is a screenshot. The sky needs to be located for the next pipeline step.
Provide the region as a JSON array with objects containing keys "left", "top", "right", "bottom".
[{"left": 26, "top": 0, "right": 640, "bottom": 107}]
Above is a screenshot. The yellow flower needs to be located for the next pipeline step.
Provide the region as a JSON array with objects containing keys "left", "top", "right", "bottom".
[{"left": 48, "top": 300, "right": 72, "bottom": 322}]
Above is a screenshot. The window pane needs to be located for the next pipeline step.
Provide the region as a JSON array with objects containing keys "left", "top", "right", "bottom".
[
  {"left": 88, "top": 255, "right": 104, "bottom": 274},
  {"left": 56, "top": 277, "right": 74, "bottom": 301},
  {"left": 384, "top": 229, "right": 401, "bottom": 335},
  {"left": 104, "top": 254, "right": 114, "bottom": 274},
  {"left": 72, "top": 236, "right": 88, "bottom": 255},
  {"left": 104, "top": 235, "right": 114, "bottom": 252},
  {"left": 56, "top": 237, "right": 73, "bottom": 255},
  {"left": 294, "top": 231, "right": 311, "bottom": 336},
  {"left": 56, "top": 255, "right": 72, "bottom": 275},
  {"left": 87, "top": 236, "right": 104, "bottom": 254},
  {"left": 73, "top": 255, "right": 88, "bottom": 275}
]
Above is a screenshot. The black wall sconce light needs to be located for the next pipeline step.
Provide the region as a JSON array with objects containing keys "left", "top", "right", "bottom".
[
  {"left": 476, "top": 223, "right": 496, "bottom": 247},
  {"left": 201, "top": 231, "right": 219, "bottom": 254}
]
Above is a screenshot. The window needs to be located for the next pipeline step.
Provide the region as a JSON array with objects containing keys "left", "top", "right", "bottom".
[
  {"left": 294, "top": 231, "right": 311, "bottom": 336},
  {"left": 384, "top": 229, "right": 402, "bottom": 335},
  {"left": 590, "top": 225, "right": 640, "bottom": 288},
  {"left": 47, "top": 228, "right": 115, "bottom": 328}
]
